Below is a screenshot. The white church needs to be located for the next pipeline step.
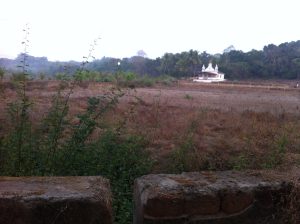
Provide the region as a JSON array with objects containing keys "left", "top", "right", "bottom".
[{"left": 193, "top": 62, "right": 225, "bottom": 83}]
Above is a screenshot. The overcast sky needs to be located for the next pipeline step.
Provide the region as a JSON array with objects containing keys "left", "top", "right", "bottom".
[{"left": 1, "top": 0, "right": 300, "bottom": 61}]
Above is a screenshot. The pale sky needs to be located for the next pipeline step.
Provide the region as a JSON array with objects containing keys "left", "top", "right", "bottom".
[{"left": 1, "top": 0, "right": 300, "bottom": 61}]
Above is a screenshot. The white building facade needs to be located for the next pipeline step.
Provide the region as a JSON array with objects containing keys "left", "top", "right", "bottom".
[{"left": 193, "top": 62, "right": 225, "bottom": 83}]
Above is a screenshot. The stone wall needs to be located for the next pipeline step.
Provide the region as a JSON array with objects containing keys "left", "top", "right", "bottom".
[
  {"left": 0, "top": 172, "right": 297, "bottom": 224},
  {"left": 0, "top": 176, "right": 112, "bottom": 224},
  {"left": 134, "top": 171, "right": 293, "bottom": 224}
]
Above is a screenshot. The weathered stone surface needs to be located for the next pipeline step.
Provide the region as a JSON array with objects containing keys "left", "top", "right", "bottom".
[
  {"left": 0, "top": 176, "right": 113, "bottom": 224},
  {"left": 221, "top": 191, "right": 253, "bottom": 214},
  {"left": 134, "top": 171, "right": 292, "bottom": 224}
]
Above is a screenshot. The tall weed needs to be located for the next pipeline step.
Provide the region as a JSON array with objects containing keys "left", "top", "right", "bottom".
[{"left": 0, "top": 34, "right": 153, "bottom": 224}]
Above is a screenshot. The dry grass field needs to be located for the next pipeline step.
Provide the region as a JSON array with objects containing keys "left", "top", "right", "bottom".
[{"left": 1, "top": 80, "right": 300, "bottom": 173}]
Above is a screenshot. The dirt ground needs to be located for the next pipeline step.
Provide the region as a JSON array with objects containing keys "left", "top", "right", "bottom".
[
  {"left": 1, "top": 80, "right": 300, "bottom": 172},
  {"left": 134, "top": 84, "right": 300, "bottom": 114},
  {"left": 2, "top": 80, "right": 299, "bottom": 113}
]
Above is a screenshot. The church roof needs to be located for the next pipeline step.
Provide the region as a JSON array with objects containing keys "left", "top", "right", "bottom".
[
  {"left": 201, "top": 62, "right": 222, "bottom": 75},
  {"left": 204, "top": 62, "right": 215, "bottom": 72}
]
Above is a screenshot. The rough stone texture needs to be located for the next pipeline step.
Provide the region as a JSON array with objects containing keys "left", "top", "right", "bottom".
[
  {"left": 0, "top": 176, "right": 113, "bottom": 224},
  {"left": 134, "top": 171, "right": 293, "bottom": 224}
]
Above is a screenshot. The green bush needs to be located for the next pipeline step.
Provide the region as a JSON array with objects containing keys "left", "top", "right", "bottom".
[
  {"left": 90, "top": 131, "right": 152, "bottom": 223},
  {"left": 155, "top": 74, "right": 177, "bottom": 86},
  {"left": 171, "top": 133, "right": 195, "bottom": 173},
  {"left": 0, "top": 67, "right": 4, "bottom": 80},
  {"left": 55, "top": 72, "right": 72, "bottom": 81},
  {"left": 115, "top": 72, "right": 153, "bottom": 88},
  {"left": 55, "top": 69, "right": 178, "bottom": 89},
  {"left": 0, "top": 77, "right": 152, "bottom": 223},
  {"left": 232, "top": 153, "right": 250, "bottom": 171},
  {"left": 263, "top": 135, "right": 288, "bottom": 169},
  {"left": 170, "top": 119, "right": 199, "bottom": 173}
]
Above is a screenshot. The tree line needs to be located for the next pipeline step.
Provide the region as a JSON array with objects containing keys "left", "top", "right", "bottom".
[{"left": 1, "top": 40, "right": 300, "bottom": 80}]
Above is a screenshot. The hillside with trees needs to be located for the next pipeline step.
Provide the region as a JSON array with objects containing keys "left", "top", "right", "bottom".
[{"left": 1, "top": 40, "right": 300, "bottom": 80}]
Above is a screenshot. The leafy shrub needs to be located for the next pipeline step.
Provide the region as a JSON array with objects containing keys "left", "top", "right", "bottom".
[
  {"left": 115, "top": 72, "right": 154, "bottom": 88},
  {"left": 55, "top": 69, "right": 178, "bottom": 89},
  {"left": 155, "top": 74, "right": 177, "bottom": 86},
  {"left": 263, "top": 134, "right": 288, "bottom": 169},
  {"left": 171, "top": 133, "right": 195, "bottom": 172},
  {"left": 89, "top": 131, "right": 152, "bottom": 223},
  {"left": 55, "top": 72, "right": 72, "bottom": 81},
  {"left": 0, "top": 77, "right": 152, "bottom": 223},
  {"left": 0, "top": 67, "right": 4, "bottom": 80},
  {"left": 232, "top": 153, "right": 250, "bottom": 171},
  {"left": 170, "top": 119, "right": 199, "bottom": 173},
  {"left": 184, "top": 94, "right": 193, "bottom": 100},
  {"left": 0, "top": 67, "right": 6, "bottom": 94}
]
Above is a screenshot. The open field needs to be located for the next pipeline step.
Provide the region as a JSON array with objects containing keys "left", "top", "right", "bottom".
[{"left": 1, "top": 80, "right": 300, "bottom": 173}]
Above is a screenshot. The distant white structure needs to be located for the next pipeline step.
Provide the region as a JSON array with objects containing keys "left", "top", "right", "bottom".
[{"left": 193, "top": 62, "right": 225, "bottom": 83}]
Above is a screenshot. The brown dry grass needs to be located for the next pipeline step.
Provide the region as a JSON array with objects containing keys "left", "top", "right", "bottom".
[{"left": 1, "top": 80, "right": 300, "bottom": 173}]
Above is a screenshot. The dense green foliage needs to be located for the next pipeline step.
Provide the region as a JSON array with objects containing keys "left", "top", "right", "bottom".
[
  {"left": 219, "top": 41, "right": 300, "bottom": 79},
  {"left": 2, "top": 40, "right": 300, "bottom": 80},
  {"left": 0, "top": 67, "right": 4, "bottom": 80},
  {"left": 69, "top": 70, "right": 177, "bottom": 87}
]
